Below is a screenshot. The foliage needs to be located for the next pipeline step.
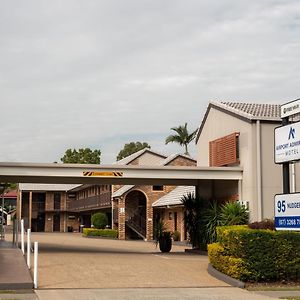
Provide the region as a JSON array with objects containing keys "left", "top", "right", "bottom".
[
  {"left": 208, "top": 226, "right": 300, "bottom": 281},
  {"left": 116, "top": 142, "right": 151, "bottom": 161},
  {"left": 248, "top": 219, "right": 275, "bottom": 230},
  {"left": 181, "top": 193, "right": 206, "bottom": 249},
  {"left": 219, "top": 201, "right": 249, "bottom": 226},
  {"left": 203, "top": 200, "right": 222, "bottom": 244},
  {"left": 208, "top": 243, "right": 250, "bottom": 280},
  {"left": 165, "top": 123, "right": 197, "bottom": 156},
  {"left": 154, "top": 219, "right": 167, "bottom": 245},
  {"left": 172, "top": 230, "right": 180, "bottom": 241},
  {"left": 83, "top": 228, "right": 118, "bottom": 238},
  {"left": 60, "top": 148, "right": 101, "bottom": 164},
  {"left": 91, "top": 213, "right": 108, "bottom": 229}
]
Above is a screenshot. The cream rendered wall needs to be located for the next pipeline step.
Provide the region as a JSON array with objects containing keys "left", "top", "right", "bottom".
[
  {"left": 260, "top": 123, "right": 282, "bottom": 219},
  {"left": 135, "top": 152, "right": 165, "bottom": 166},
  {"left": 196, "top": 107, "right": 259, "bottom": 221}
]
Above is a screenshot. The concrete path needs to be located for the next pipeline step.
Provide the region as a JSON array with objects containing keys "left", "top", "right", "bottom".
[
  {"left": 34, "top": 287, "right": 276, "bottom": 300},
  {"left": 0, "top": 240, "right": 33, "bottom": 289}
]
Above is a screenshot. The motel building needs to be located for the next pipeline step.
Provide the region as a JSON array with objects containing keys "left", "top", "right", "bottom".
[{"left": 13, "top": 101, "right": 299, "bottom": 240}]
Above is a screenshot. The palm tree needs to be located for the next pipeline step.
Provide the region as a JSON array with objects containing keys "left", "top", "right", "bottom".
[{"left": 165, "top": 123, "right": 197, "bottom": 155}]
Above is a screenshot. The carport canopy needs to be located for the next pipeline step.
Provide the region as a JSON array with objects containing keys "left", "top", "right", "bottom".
[{"left": 0, "top": 162, "right": 242, "bottom": 185}]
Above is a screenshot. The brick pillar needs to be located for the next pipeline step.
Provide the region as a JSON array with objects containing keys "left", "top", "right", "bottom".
[
  {"left": 17, "top": 190, "right": 22, "bottom": 221},
  {"left": 146, "top": 201, "right": 153, "bottom": 241},
  {"left": 118, "top": 197, "right": 125, "bottom": 240},
  {"left": 112, "top": 199, "right": 117, "bottom": 230},
  {"left": 28, "top": 192, "right": 32, "bottom": 229}
]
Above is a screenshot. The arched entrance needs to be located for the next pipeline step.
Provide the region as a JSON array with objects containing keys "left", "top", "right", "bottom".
[{"left": 125, "top": 190, "right": 147, "bottom": 240}]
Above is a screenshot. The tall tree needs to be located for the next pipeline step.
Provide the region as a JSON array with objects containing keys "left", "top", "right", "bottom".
[
  {"left": 117, "top": 142, "right": 150, "bottom": 161},
  {"left": 165, "top": 123, "right": 197, "bottom": 156},
  {"left": 60, "top": 148, "right": 101, "bottom": 164}
]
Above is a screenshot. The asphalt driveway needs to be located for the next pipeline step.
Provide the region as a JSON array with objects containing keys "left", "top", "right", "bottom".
[{"left": 21, "top": 233, "right": 228, "bottom": 289}]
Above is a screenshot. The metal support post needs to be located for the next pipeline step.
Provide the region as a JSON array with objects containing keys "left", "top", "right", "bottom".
[{"left": 282, "top": 117, "right": 290, "bottom": 194}]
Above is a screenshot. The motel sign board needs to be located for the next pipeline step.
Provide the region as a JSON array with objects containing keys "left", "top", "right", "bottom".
[
  {"left": 274, "top": 121, "right": 300, "bottom": 164},
  {"left": 275, "top": 193, "right": 300, "bottom": 230},
  {"left": 281, "top": 98, "right": 300, "bottom": 118}
]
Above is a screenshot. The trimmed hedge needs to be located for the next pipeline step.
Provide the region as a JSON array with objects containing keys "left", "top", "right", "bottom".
[
  {"left": 208, "top": 226, "right": 300, "bottom": 281},
  {"left": 83, "top": 228, "right": 118, "bottom": 239},
  {"left": 91, "top": 212, "right": 108, "bottom": 229}
]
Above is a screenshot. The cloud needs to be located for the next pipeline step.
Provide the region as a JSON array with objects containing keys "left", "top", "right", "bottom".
[{"left": 0, "top": 0, "right": 300, "bottom": 163}]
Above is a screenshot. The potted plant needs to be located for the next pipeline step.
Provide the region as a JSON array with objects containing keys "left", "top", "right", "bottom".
[{"left": 154, "top": 219, "right": 172, "bottom": 253}]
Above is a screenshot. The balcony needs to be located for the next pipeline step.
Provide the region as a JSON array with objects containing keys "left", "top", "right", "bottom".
[{"left": 68, "top": 192, "right": 111, "bottom": 212}]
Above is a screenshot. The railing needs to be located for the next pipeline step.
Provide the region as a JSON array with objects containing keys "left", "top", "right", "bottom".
[
  {"left": 125, "top": 207, "right": 146, "bottom": 238},
  {"left": 68, "top": 192, "right": 111, "bottom": 211}
]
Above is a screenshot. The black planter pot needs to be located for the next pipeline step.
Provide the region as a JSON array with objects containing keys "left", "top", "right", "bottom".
[{"left": 159, "top": 236, "right": 172, "bottom": 253}]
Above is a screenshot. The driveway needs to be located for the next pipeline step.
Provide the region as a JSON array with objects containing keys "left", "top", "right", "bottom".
[{"left": 22, "top": 233, "right": 228, "bottom": 289}]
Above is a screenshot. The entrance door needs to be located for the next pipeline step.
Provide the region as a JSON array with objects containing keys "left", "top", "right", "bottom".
[{"left": 53, "top": 213, "right": 60, "bottom": 232}]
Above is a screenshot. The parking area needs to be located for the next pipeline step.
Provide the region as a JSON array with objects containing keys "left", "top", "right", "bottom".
[{"left": 11, "top": 233, "right": 229, "bottom": 289}]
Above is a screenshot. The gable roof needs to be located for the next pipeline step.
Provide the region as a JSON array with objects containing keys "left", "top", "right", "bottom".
[
  {"left": 161, "top": 154, "right": 196, "bottom": 166},
  {"left": 115, "top": 148, "right": 167, "bottom": 165},
  {"left": 19, "top": 183, "right": 80, "bottom": 192},
  {"left": 196, "top": 101, "right": 281, "bottom": 143},
  {"left": 112, "top": 185, "right": 135, "bottom": 198},
  {"left": 152, "top": 186, "right": 195, "bottom": 207}
]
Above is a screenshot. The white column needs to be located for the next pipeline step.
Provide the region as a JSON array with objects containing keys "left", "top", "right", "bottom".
[
  {"left": 21, "top": 219, "right": 25, "bottom": 255},
  {"left": 27, "top": 229, "right": 31, "bottom": 269},
  {"left": 33, "top": 242, "right": 38, "bottom": 289}
]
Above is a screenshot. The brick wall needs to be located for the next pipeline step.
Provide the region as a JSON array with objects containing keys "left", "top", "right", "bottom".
[
  {"left": 45, "top": 212, "right": 53, "bottom": 232},
  {"left": 167, "top": 156, "right": 196, "bottom": 167}
]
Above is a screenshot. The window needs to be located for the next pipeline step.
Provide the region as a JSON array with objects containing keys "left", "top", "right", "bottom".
[
  {"left": 209, "top": 132, "right": 240, "bottom": 167},
  {"left": 54, "top": 193, "right": 61, "bottom": 210},
  {"left": 152, "top": 185, "right": 164, "bottom": 191}
]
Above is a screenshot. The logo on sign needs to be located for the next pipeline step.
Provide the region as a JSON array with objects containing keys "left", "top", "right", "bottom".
[{"left": 288, "top": 127, "right": 295, "bottom": 140}]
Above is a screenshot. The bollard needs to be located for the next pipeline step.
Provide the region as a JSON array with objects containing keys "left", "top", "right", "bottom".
[
  {"left": 27, "top": 229, "right": 31, "bottom": 269},
  {"left": 34, "top": 242, "right": 38, "bottom": 289},
  {"left": 21, "top": 219, "right": 24, "bottom": 255}
]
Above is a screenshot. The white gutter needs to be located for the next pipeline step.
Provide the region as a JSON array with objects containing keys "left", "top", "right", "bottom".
[{"left": 256, "top": 120, "right": 262, "bottom": 221}]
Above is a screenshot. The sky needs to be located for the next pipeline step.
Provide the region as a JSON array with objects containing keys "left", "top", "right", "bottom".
[{"left": 0, "top": 0, "right": 300, "bottom": 164}]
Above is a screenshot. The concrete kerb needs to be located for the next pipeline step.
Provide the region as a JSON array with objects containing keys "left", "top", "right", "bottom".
[{"left": 207, "top": 263, "right": 245, "bottom": 289}]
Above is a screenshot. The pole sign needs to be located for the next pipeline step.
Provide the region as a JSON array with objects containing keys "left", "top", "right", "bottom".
[
  {"left": 275, "top": 193, "right": 300, "bottom": 231},
  {"left": 274, "top": 121, "right": 300, "bottom": 163},
  {"left": 281, "top": 98, "right": 300, "bottom": 118}
]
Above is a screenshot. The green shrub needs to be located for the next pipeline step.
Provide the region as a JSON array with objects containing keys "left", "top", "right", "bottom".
[
  {"left": 172, "top": 230, "right": 180, "bottom": 241},
  {"left": 91, "top": 212, "right": 108, "bottom": 229},
  {"left": 208, "top": 243, "right": 250, "bottom": 280},
  {"left": 220, "top": 202, "right": 249, "bottom": 226},
  {"left": 209, "top": 226, "right": 300, "bottom": 281},
  {"left": 248, "top": 219, "right": 275, "bottom": 230},
  {"left": 83, "top": 228, "right": 118, "bottom": 238}
]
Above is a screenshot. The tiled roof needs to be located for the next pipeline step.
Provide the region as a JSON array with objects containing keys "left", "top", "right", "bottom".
[
  {"left": 19, "top": 183, "right": 80, "bottom": 192},
  {"left": 115, "top": 148, "right": 167, "bottom": 165},
  {"left": 161, "top": 154, "right": 196, "bottom": 166},
  {"left": 112, "top": 185, "right": 135, "bottom": 198},
  {"left": 4, "top": 190, "right": 17, "bottom": 198},
  {"left": 218, "top": 101, "right": 281, "bottom": 120},
  {"left": 152, "top": 186, "right": 195, "bottom": 207},
  {"left": 196, "top": 101, "right": 281, "bottom": 143}
]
